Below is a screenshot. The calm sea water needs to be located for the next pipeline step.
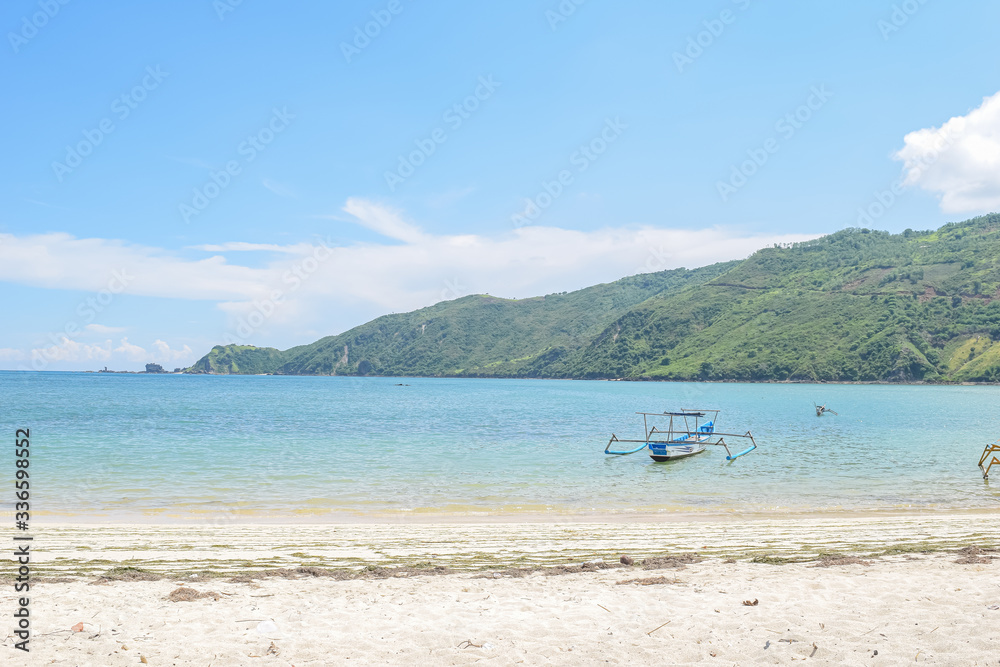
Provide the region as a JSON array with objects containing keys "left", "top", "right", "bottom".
[{"left": 3, "top": 371, "right": 1000, "bottom": 519}]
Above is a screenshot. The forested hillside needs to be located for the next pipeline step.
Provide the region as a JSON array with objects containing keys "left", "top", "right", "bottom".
[
  {"left": 189, "top": 215, "right": 1000, "bottom": 382},
  {"left": 187, "top": 262, "right": 736, "bottom": 376}
]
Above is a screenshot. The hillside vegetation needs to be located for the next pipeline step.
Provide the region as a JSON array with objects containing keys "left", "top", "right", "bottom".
[
  {"left": 188, "top": 262, "right": 736, "bottom": 376},
  {"left": 188, "top": 215, "right": 1000, "bottom": 382}
]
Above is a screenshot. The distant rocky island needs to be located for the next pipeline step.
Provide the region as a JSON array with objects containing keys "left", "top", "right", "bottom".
[{"left": 94, "top": 363, "right": 181, "bottom": 374}]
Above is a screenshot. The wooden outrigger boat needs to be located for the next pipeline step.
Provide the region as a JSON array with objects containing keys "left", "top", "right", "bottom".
[
  {"left": 605, "top": 409, "right": 757, "bottom": 462},
  {"left": 814, "top": 403, "right": 837, "bottom": 417},
  {"left": 979, "top": 442, "right": 1000, "bottom": 480}
]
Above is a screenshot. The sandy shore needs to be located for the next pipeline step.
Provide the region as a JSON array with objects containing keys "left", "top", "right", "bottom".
[
  {"left": 3, "top": 513, "right": 1000, "bottom": 664},
  {"left": 14, "top": 511, "right": 1000, "bottom": 575}
]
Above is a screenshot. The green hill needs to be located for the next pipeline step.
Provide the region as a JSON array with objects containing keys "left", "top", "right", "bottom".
[
  {"left": 188, "top": 214, "right": 1000, "bottom": 382},
  {"left": 189, "top": 262, "right": 736, "bottom": 376},
  {"left": 187, "top": 344, "right": 285, "bottom": 375}
]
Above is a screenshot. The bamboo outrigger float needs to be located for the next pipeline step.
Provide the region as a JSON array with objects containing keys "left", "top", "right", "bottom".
[
  {"left": 605, "top": 409, "right": 757, "bottom": 462},
  {"left": 979, "top": 443, "right": 1000, "bottom": 480}
]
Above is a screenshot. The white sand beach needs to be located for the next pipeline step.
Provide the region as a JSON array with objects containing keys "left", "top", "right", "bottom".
[{"left": 3, "top": 513, "right": 1000, "bottom": 665}]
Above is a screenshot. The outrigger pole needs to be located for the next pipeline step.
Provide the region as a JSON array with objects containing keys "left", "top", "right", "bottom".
[
  {"left": 717, "top": 432, "right": 758, "bottom": 460},
  {"left": 604, "top": 435, "right": 651, "bottom": 456},
  {"left": 604, "top": 431, "right": 757, "bottom": 460},
  {"left": 605, "top": 409, "right": 757, "bottom": 461}
]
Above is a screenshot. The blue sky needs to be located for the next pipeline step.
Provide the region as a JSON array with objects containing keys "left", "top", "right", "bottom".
[{"left": 2, "top": 0, "right": 1000, "bottom": 370}]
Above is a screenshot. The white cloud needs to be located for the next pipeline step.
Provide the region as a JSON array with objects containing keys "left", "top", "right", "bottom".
[
  {"left": 341, "top": 197, "right": 425, "bottom": 243},
  {"left": 895, "top": 90, "right": 1000, "bottom": 213},
  {"left": 22, "top": 336, "right": 195, "bottom": 370},
  {"left": 0, "top": 200, "right": 817, "bottom": 347},
  {"left": 212, "top": 203, "right": 817, "bottom": 342},
  {"left": 151, "top": 339, "right": 195, "bottom": 364},
  {"left": 0, "top": 232, "right": 274, "bottom": 301},
  {"left": 109, "top": 338, "right": 193, "bottom": 365},
  {"left": 30, "top": 338, "right": 112, "bottom": 363},
  {"left": 113, "top": 337, "right": 147, "bottom": 362},
  {"left": 85, "top": 324, "right": 126, "bottom": 334}
]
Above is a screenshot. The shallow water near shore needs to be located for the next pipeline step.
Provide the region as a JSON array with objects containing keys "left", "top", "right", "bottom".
[{"left": 4, "top": 371, "right": 1000, "bottom": 518}]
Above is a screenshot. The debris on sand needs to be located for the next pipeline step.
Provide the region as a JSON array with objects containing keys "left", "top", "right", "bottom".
[
  {"left": 167, "top": 587, "right": 220, "bottom": 602},
  {"left": 92, "top": 566, "right": 163, "bottom": 584},
  {"left": 617, "top": 575, "right": 683, "bottom": 586},
  {"left": 810, "top": 555, "right": 872, "bottom": 568},
  {"left": 641, "top": 554, "right": 702, "bottom": 570},
  {"left": 954, "top": 546, "right": 996, "bottom": 565}
]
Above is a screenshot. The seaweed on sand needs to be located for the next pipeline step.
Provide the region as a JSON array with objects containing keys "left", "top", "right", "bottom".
[
  {"left": 954, "top": 546, "right": 997, "bottom": 565},
  {"left": 92, "top": 566, "right": 163, "bottom": 583}
]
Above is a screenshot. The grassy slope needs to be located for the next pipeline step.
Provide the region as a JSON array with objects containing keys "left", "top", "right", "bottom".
[
  {"left": 187, "top": 345, "right": 285, "bottom": 374},
  {"left": 187, "top": 215, "right": 1000, "bottom": 382},
  {"left": 576, "top": 215, "right": 1000, "bottom": 381},
  {"left": 186, "top": 263, "right": 737, "bottom": 376},
  {"left": 277, "top": 263, "right": 738, "bottom": 376}
]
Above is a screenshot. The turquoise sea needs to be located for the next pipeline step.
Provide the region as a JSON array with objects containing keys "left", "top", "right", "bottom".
[{"left": 4, "top": 371, "right": 1000, "bottom": 519}]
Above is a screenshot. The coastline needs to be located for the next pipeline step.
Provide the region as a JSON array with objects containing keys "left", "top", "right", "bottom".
[
  {"left": 80, "top": 369, "right": 1000, "bottom": 385},
  {"left": 26, "top": 505, "right": 1000, "bottom": 525},
  {"left": 11, "top": 369, "right": 1000, "bottom": 385},
  {"left": 16, "top": 511, "right": 1000, "bottom": 578}
]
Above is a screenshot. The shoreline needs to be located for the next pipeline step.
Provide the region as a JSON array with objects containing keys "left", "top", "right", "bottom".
[
  {"left": 15, "top": 511, "right": 1000, "bottom": 578},
  {"left": 23, "top": 505, "right": 1000, "bottom": 525},
  {"left": 7, "top": 369, "right": 1000, "bottom": 385}
]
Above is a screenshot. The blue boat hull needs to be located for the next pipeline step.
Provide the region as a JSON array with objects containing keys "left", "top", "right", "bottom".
[{"left": 647, "top": 439, "right": 708, "bottom": 462}]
